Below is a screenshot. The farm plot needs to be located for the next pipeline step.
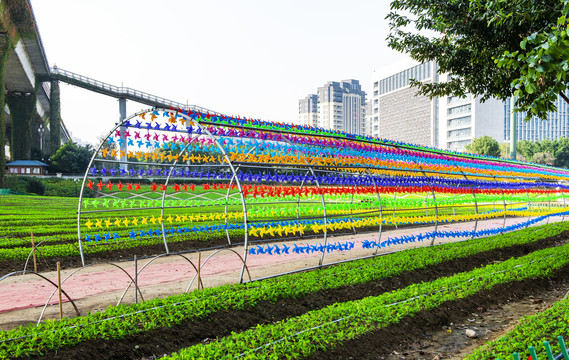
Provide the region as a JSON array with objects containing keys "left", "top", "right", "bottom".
[{"left": 1, "top": 222, "right": 569, "bottom": 359}]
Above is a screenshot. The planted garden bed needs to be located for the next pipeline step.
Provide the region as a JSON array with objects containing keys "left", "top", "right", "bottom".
[{"left": 1, "top": 223, "right": 568, "bottom": 359}]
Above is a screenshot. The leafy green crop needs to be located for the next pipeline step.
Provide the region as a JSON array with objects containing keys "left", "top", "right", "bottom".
[
  {"left": 0, "top": 222, "right": 567, "bottom": 358},
  {"left": 167, "top": 243, "right": 569, "bottom": 359}
]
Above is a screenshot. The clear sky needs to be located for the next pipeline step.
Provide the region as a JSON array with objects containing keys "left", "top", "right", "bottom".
[{"left": 30, "top": 0, "right": 413, "bottom": 146}]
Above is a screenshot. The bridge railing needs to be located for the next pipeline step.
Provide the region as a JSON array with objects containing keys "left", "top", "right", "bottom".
[{"left": 50, "top": 67, "right": 221, "bottom": 116}]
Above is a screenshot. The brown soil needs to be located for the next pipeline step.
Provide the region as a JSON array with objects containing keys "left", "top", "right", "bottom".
[
  {"left": 15, "top": 232, "right": 569, "bottom": 360},
  {"left": 0, "top": 237, "right": 230, "bottom": 275},
  {"left": 308, "top": 267, "right": 569, "bottom": 360},
  {"left": 0, "top": 223, "right": 445, "bottom": 274}
]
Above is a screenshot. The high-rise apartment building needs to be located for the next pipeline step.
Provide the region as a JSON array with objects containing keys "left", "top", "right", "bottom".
[
  {"left": 370, "top": 61, "right": 504, "bottom": 151},
  {"left": 299, "top": 94, "right": 318, "bottom": 128},
  {"left": 299, "top": 80, "right": 367, "bottom": 135}
]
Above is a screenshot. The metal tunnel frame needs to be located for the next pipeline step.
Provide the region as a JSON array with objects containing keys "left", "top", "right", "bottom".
[{"left": 77, "top": 107, "right": 569, "bottom": 283}]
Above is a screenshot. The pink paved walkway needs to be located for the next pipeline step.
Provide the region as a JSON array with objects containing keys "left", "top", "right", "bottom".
[{"left": 0, "top": 215, "right": 556, "bottom": 315}]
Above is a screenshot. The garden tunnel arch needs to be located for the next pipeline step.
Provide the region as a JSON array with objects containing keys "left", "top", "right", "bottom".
[{"left": 77, "top": 107, "right": 569, "bottom": 283}]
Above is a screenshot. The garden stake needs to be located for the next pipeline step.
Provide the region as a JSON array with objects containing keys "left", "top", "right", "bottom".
[
  {"left": 134, "top": 255, "right": 138, "bottom": 304},
  {"left": 529, "top": 346, "right": 539, "bottom": 360},
  {"left": 31, "top": 231, "right": 37, "bottom": 273},
  {"left": 57, "top": 262, "right": 63, "bottom": 320},
  {"left": 197, "top": 252, "right": 201, "bottom": 290},
  {"left": 544, "top": 341, "right": 555, "bottom": 360}
]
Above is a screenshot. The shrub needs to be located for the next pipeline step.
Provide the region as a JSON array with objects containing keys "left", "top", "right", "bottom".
[
  {"left": 4, "top": 176, "right": 95, "bottom": 197},
  {"left": 25, "top": 178, "right": 45, "bottom": 195}
]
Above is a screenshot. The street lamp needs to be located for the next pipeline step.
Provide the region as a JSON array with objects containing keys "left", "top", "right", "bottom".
[{"left": 38, "top": 124, "right": 45, "bottom": 160}]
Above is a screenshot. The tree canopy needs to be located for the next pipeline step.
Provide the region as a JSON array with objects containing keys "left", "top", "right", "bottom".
[
  {"left": 516, "top": 137, "right": 569, "bottom": 168},
  {"left": 387, "top": 0, "right": 568, "bottom": 120},
  {"left": 464, "top": 136, "right": 501, "bottom": 157},
  {"left": 49, "top": 141, "right": 94, "bottom": 174}
]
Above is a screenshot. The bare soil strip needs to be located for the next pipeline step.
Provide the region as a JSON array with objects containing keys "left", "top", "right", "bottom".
[{"left": 308, "top": 267, "right": 569, "bottom": 360}]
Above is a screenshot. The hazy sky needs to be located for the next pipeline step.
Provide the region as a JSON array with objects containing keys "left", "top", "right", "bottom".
[{"left": 30, "top": 0, "right": 413, "bottom": 145}]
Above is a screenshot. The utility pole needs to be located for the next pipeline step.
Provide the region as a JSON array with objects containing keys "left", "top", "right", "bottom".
[
  {"left": 119, "top": 98, "right": 127, "bottom": 171},
  {"left": 509, "top": 96, "right": 517, "bottom": 160}
]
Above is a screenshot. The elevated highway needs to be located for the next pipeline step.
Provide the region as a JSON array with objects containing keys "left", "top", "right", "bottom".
[
  {"left": 50, "top": 68, "right": 216, "bottom": 113},
  {"left": 2, "top": 0, "right": 212, "bottom": 166},
  {"left": 1, "top": 0, "right": 70, "bottom": 165}
]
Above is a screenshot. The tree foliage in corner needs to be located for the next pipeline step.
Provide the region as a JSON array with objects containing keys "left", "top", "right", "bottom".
[
  {"left": 496, "top": 1, "right": 569, "bottom": 120},
  {"left": 49, "top": 141, "right": 94, "bottom": 174},
  {"left": 465, "top": 136, "right": 501, "bottom": 157},
  {"left": 387, "top": 0, "right": 567, "bottom": 120}
]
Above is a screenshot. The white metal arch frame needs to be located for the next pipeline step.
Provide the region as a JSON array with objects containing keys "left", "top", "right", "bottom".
[
  {"left": 76, "top": 107, "right": 565, "bottom": 282},
  {"left": 77, "top": 108, "right": 249, "bottom": 268}
]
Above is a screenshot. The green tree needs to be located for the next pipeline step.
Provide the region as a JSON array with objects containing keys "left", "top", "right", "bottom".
[
  {"left": 464, "top": 136, "right": 501, "bottom": 157},
  {"left": 49, "top": 141, "right": 94, "bottom": 174},
  {"left": 532, "top": 151, "right": 555, "bottom": 166},
  {"left": 538, "top": 139, "right": 559, "bottom": 156},
  {"left": 555, "top": 143, "right": 569, "bottom": 168},
  {"left": 516, "top": 140, "right": 539, "bottom": 161},
  {"left": 387, "top": 0, "right": 567, "bottom": 119},
  {"left": 499, "top": 142, "right": 510, "bottom": 158}
]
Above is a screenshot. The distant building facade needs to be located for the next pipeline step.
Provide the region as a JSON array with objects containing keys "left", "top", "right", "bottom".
[
  {"left": 298, "top": 94, "right": 318, "bottom": 128},
  {"left": 504, "top": 94, "right": 569, "bottom": 142},
  {"left": 371, "top": 61, "right": 504, "bottom": 151},
  {"left": 299, "top": 80, "right": 367, "bottom": 135},
  {"left": 6, "top": 160, "right": 49, "bottom": 175}
]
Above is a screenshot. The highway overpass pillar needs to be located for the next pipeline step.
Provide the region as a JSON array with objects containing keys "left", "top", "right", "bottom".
[
  {"left": 6, "top": 91, "right": 36, "bottom": 160},
  {"left": 49, "top": 79, "right": 61, "bottom": 155}
]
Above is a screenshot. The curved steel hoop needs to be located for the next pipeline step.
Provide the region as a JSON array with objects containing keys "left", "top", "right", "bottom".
[
  {"left": 0, "top": 271, "right": 80, "bottom": 322},
  {"left": 22, "top": 239, "right": 50, "bottom": 274},
  {"left": 36, "top": 262, "right": 144, "bottom": 323},
  {"left": 117, "top": 252, "right": 201, "bottom": 305},
  {"left": 185, "top": 248, "right": 252, "bottom": 292}
]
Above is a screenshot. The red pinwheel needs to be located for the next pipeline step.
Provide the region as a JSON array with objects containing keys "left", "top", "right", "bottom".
[
  {"left": 86, "top": 179, "right": 93, "bottom": 190},
  {"left": 97, "top": 180, "right": 104, "bottom": 191},
  {"left": 135, "top": 183, "right": 141, "bottom": 191},
  {"left": 106, "top": 181, "right": 113, "bottom": 191},
  {"left": 160, "top": 184, "right": 167, "bottom": 191},
  {"left": 127, "top": 183, "right": 133, "bottom": 190},
  {"left": 151, "top": 182, "right": 158, "bottom": 192},
  {"left": 117, "top": 181, "right": 124, "bottom": 191},
  {"left": 173, "top": 183, "right": 181, "bottom": 192}
]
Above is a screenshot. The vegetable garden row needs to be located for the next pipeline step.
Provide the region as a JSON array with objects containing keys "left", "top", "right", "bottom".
[{"left": 1, "top": 221, "right": 568, "bottom": 358}]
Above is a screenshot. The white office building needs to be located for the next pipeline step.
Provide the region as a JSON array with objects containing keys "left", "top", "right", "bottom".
[{"left": 370, "top": 60, "right": 504, "bottom": 151}]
